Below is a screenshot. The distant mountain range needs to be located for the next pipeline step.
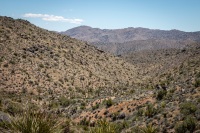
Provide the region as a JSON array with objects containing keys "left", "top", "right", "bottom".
[{"left": 62, "top": 26, "right": 200, "bottom": 55}]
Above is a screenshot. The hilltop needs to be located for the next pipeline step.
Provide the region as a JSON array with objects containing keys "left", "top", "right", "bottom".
[{"left": 62, "top": 26, "right": 200, "bottom": 55}]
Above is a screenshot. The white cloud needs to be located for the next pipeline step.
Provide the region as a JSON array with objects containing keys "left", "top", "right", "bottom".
[{"left": 23, "top": 13, "right": 83, "bottom": 24}]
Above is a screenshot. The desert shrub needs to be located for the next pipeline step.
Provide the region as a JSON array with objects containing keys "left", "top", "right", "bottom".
[
  {"left": 104, "top": 99, "right": 113, "bottom": 108},
  {"left": 180, "top": 102, "right": 197, "bottom": 115},
  {"left": 2, "top": 110, "right": 64, "bottom": 133},
  {"left": 3, "top": 63, "right": 8, "bottom": 67},
  {"left": 89, "top": 119, "right": 119, "bottom": 133},
  {"left": 111, "top": 112, "right": 119, "bottom": 121},
  {"left": 144, "top": 104, "right": 157, "bottom": 118},
  {"left": 59, "top": 96, "right": 71, "bottom": 107},
  {"left": 184, "top": 116, "right": 197, "bottom": 133},
  {"left": 9, "top": 60, "right": 15, "bottom": 64},
  {"left": 39, "top": 63, "right": 44, "bottom": 68},
  {"left": 131, "top": 126, "right": 141, "bottom": 133},
  {"left": 49, "top": 101, "right": 59, "bottom": 109},
  {"left": 5, "top": 102, "right": 23, "bottom": 116},
  {"left": 194, "top": 79, "right": 200, "bottom": 87},
  {"left": 160, "top": 101, "right": 166, "bottom": 108},
  {"left": 141, "top": 124, "right": 158, "bottom": 133},
  {"left": 175, "top": 122, "right": 187, "bottom": 133},
  {"left": 80, "top": 102, "right": 86, "bottom": 110},
  {"left": 195, "top": 109, "right": 200, "bottom": 120},
  {"left": 117, "top": 120, "right": 129, "bottom": 131},
  {"left": 0, "top": 56, "right": 3, "bottom": 63},
  {"left": 92, "top": 103, "right": 99, "bottom": 110},
  {"left": 156, "top": 90, "right": 167, "bottom": 100},
  {"left": 80, "top": 117, "right": 90, "bottom": 126},
  {"left": 137, "top": 108, "right": 144, "bottom": 116},
  {"left": 0, "top": 99, "right": 2, "bottom": 111},
  {"left": 175, "top": 116, "right": 197, "bottom": 133}
]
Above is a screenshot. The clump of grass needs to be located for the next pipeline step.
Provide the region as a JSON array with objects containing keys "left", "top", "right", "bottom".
[
  {"left": 2, "top": 109, "right": 64, "bottom": 133},
  {"left": 89, "top": 119, "right": 119, "bottom": 133},
  {"left": 141, "top": 124, "right": 158, "bottom": 133},
  {"left": 144, "top": 103, "right": 157, "bottom": 118}
]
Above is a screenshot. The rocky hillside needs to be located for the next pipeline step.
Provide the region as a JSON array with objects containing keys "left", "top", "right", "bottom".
[
  {"left": 0, "top": 16, "right": 200, "bottom": 133},
  {"left": 62, "top": 26, "right": 200, "bottom": 55},
  {"left": 0, "top": 16, "right": 143, "bottom": 95}
]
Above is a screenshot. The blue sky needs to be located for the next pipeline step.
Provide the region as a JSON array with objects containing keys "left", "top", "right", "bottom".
[{"left": 0, "top": 0, "right": 200, "bottom": 32}]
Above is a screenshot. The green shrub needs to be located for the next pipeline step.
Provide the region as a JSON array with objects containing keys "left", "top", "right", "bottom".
[
  {"left": 49, "top": 101, "right": 59, "bottom": 109},
  {"left": 89, "top": 119, "right": 119, "bottom": 133},
  {"left": 131, "top": 126, "right": 141, "bottom": 133},
  {"left": 156, "top": 90, "right": 167, "bottom": 100},
  {"left": 3, "top": 110, "right": 64, "bottom": 133},
  {"left": 137, "top": 108, "right": 144, "bottom": 116},
  {"left": 0, "top": 99, "right": 2, "bottom": 111},
  {"left": 144, "top": 104, "right": 157, "bottom": 118},
  {"left": 111, "top": 112, "right": 119, "bottom": 121},
  {"left": 141, "top": 124, "right": 158, "bottom": 133},
  {"left": 80, "top": 117, "right": 90, "bottom": 126},
  {"left": 194, "top": 79, "right": 200, "bottom": 87},
  {"left": 0, "top": 56, "right": 3, "bottom": 63},
  {"left": 175, "top": 116, "right": 197, "bottom": 133},
  {"left": 184, "top": 116, "right": 196, "bottom": 133},
  {"left": 9, "top": 60, "right": 15, "bottom": 64},
  {"left": 195, "top": 109, "right": 200, "bottom": 120},
  {"left": 175, "top": 122, "right": 187, "bottom": 133},
  {"left": 59, "top": 96, "right": 71, "bottom": 107},
  {"left": 92, "top": 103, "right": 99, "bottom": 110},
  {"left": 39, "top": 63, "right": 44, "bottom": 68},
  {"left": 104, "top": 99, "right": 113, "bottom": 108},
  {"left": 80, "top": 102, "right": 86, "bottom": 110},
  {"left": 5, "top": 102, "right": 23, "bottom": 116},
  {"left": 180, "top": 102, "right": 197, "bottom": 115}
]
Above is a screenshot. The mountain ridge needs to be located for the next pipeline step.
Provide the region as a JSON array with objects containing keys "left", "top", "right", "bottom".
[{"left": 62, "top": 26, "right": 200, "bottom": 55}]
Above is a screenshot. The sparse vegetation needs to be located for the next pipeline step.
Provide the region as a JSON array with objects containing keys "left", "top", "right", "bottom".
[{"left": 0, "top": 16, "right": 200, "bottom": 133}]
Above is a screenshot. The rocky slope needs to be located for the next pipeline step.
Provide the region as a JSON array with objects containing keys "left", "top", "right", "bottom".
[
  {"left": 0, "top": 17, "right": 200, "bottom": 133},
  {"left": 73, "top": 42, "right": 200, "bottom": 132},
  {"left": 0, "top": 16, "right": 143, "bottom": 95},
  {"left": 62, "top": 26, "right": 200, "bottom": 55}
]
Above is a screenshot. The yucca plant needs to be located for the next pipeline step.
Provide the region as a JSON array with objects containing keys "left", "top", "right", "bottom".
[
  {"left": 3, "top": 109, "right": 64, "bottom": 133},
  {"left": 141, "top": 124, "right": 157, "bottom": 133},
  {"left": 89, "top": 119, "right": 119, "bottom": 133}
]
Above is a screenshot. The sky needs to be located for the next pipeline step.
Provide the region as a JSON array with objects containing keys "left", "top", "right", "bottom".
[{"left": 0, "top": 0, "right": 200, "bottom": 32}]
